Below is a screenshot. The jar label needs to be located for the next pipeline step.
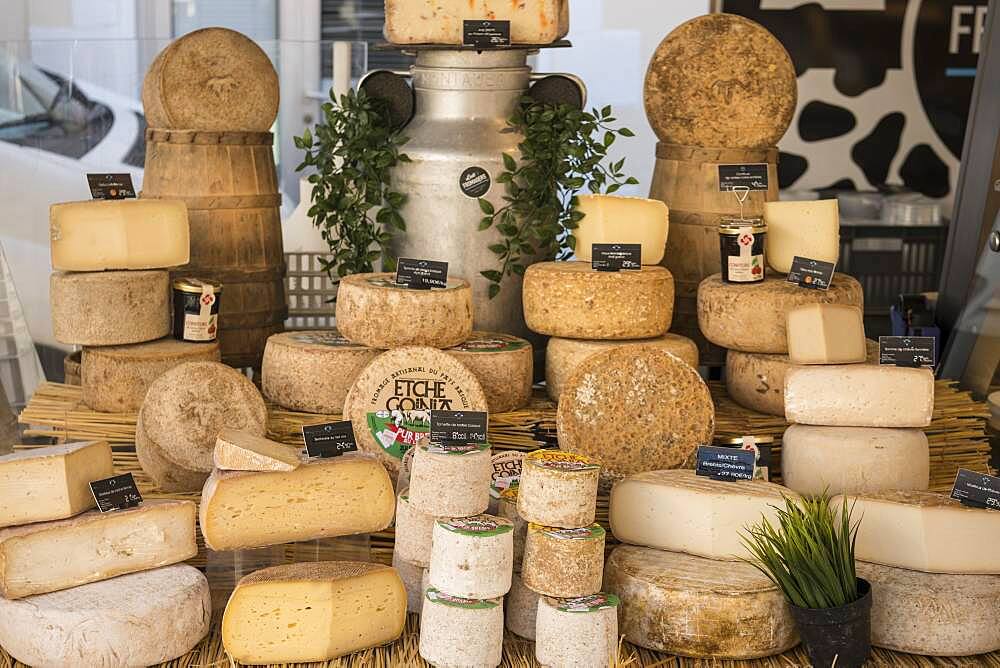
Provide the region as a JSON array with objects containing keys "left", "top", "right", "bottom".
[
  {"left": 727, "top": 228, "right": 764, "bottom": 282},
  {"left": 180, "top": 283, "right": 219, "bottom": 341}
]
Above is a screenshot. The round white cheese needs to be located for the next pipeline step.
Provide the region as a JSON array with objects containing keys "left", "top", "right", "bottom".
[
  {"left": 536, "top": 593, "right": 620, "bottom": 668},
  {"left": 516, "top": 450, "right": 599, "bottom": 528},
  {"left": 418, "top": 588, "right": 503, "bottom": 668},
  {"left": 427, "top": 515, "right": 514, "bottom": 599},
  {"left": 445, "top": 331, "right": 533, "bottom": 413},
  {"left": 50, "top": 270, "right": 170, "bottom": 346},
  {"left": 394, "top": 488, "right": 436, "bottom": 567},
  {"left": 522, "top": 523, "right": 605, "bottom": 598},
  {"left": 504, "top": 572, "right": 539, "bottom": 639},
  {"left": 408, "top": 441, "right": 492, "bottom": 517}
]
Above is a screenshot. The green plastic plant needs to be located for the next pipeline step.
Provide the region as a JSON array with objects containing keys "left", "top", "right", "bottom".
[
  {"left": 477, "top": 98, "right": 638, "bottom": 299},
  {"left": 742, "top": 494, "right": 862, "bottom": 609}
]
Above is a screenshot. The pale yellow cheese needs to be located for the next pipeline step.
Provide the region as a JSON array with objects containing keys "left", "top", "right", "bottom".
[
  {"left": 385, "top": 0, "right": 568, "bottom": 45},
  {"left": 764, "top": 199, "right": 840, "bottom": 274},
  {"left": 787, "top": 303, "right": 866, "bottom": 364},
  {"left": 212, "top": 428, "right": 301, "bottom": 472},
  {"left": 573, "top": 195, "right": 669, "bottom": 265}
]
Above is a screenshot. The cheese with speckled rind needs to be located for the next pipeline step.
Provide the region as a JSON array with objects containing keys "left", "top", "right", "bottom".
[
  {"left": 428, "top": 515, "right": 513, "bottom": 599},
  {"left": 392, "top": 551, "right": 426, "bottom": 615},
  {"left": 557, "top": 347, "right": 713, "bottom": 484},
  {"left": 136, "top": 413, "right": 208, "bottom": 493},
  {"left": 785, "top": 365, "right": 934, "bottom": 427},
  {"left": 573, "top": 194, "right": 669, "bottom": 265},
  {"left": 394, "top": 489, "right": 436, "bottom": 567},
  {"left": 408, "top": 442, "right": 492, "bottom": 517},
  {"left": 419, "top": 588, "right": 503, "bottom": 668},
  {"left": 605, "top": 545, "right": 798, "bottom": 658},
  {"left": 858, "top": 561, "right": 1000, "bottom": 656},
  {"left": 445, "top": 331, "right": 533, "bottom": 413},
  {"left": 545, "top": 333, "right": 698, "bottom": 402},
  {"left": 697, "top": 273, "right": 863, "bottom": 353},
  {"left": 522, "top": 523, "right": 605, "bottom": 598},
  {"left": 523, "top": 261, "right": 674, "bottom": 339},
  {"left": 782, "top": 425, "right": 929, "bottom": 496},
  {"left": 213, "top": 428, "right": 301, "bottom": 472},
  {"left": 385, "top": 0, "right": 568, "bottom": 45},
  {"left": 51, "top": 270, "right": 170, "bottom": 346},
  {"left": 505, "top": 572, "right": 539, "bottom": 639},
  {"left": 833, "top": 491, "right": 1000, "bottom": 574},
  {"left": 517, "top": 450, "right": 599, "bottom": 528},
  {"left": 536, "top": 594, "right": 620, "bottom": 668}
]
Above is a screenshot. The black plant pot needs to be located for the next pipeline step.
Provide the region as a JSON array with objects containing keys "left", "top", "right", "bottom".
[{"left": 789, "top": 578, "right": 872, "bottom": 668}]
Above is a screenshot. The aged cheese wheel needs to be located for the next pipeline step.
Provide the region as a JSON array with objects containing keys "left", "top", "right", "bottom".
[
  {"left": 419, "top": 589, "right": 503, "bottom": 668},
  {"left": 557, "top": 347, "right": 714, "bottom": 483},
  {"left": 408, "top": 442, "right": 492, "bottom": 517},
  {"left": 605, "top": 545, "right": 798, "bottom": 658},
  {"left": 505, "top": 572, "right": 539, "bottom": 639},
  {"left": 517, "top": 450, "right": 599, "bottom": 528},
  {"left": 262, "top": 330, "right": 380, "bottom": 414},
  {"left": 394, "top": 488, "right": 436, "bottom": 568},
  {"left": 445, "top": 331, "right": 533, "bottom": 413},
  {"left": 545, "top": 333, "right": 698, "bottom": 402},
  {"left": 498, "top": 487, "right": 527, "bottom": 571},
  {"left": 523, "top": 261, "right": 674, "bottom": 339},
  {"left": 427, "top": 515, "right": 514, "bottom": 599},
  {"left": 335, "top": 273, "right": 473, "bottom": 349},
  {"left": 80, "top": 338, "right": 221, "bottom": 412},
  {"left": 644, "top": 14, "right": 796, "bottom": 148},
  {"left": 142, "top": 27, "right": 279, "bottom": 131},
  {"left": 536, "top": 594, "right": 620, "bottom": 668},
  {"left": 522, "top": 523, "right": 605, "bottom": 598},
  {"left": 392, "top": 551, "right": 427, "bottom": 615},
  {"left": 135, "top": 412, "right": 210, "bottom": 492},
  {"left": 50, "top": 270, "right": 170, "bottom": 346},
  {"left": 697, "top": 273, "right": 863, "bottom": 353}
]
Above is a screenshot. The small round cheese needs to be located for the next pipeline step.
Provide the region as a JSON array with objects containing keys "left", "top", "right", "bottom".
[
  {"left": 335, "top": 273, "right": 473, "bottom": 349},
  {"left": 445, "top": 331, "right": 533, "bottom": 413},
  {"left": 394, "top": 488, "right": 436, "bottom": 567},
  {"left": 523, "top": 261, "right": 674, "bottom": 339},
  {"left": 497, "top": 487, "right": 527, "bottom": 571},
  {"left": 408, "top": 442, "right": 492, "bottom": 517},
  {"left": 392, "top": 551, "right": 427, "bottom": 615},
  {"left": 522, "top": 523, "right": 605, "bottom": 598},
  {"left": 536, "top": 593, "right": 620, "bottom": 668},
  {"left": 517, "top": 450, "right": 599, "bottom": 528},
  {"left": 427, "top": 515, "right": 514, "bottom": 599},
  {"left": 505, "top": 572, "right": 539, "bottom": 640},
  {"left": 50, "top": 270, "right": 170, "bottom": 346},
  {"left": 418, "top": 588, "right": 503, "bottom": 668}
]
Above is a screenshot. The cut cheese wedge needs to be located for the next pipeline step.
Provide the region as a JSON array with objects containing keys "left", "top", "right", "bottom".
[
  {"left": 213, "top": 428, "right": 301, "bottom": 472},
  {"left": 786, "top": 303, "right": 866, "bottom": 364},
  {"left": 573, "top": 195, "right": 669, "bottom": 265},
  {"left": 764, "top": 198, "right": 840, "bottom": 274}
]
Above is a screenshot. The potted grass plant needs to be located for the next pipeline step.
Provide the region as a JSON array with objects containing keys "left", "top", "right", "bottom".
[{"left": 742, "top": 494, "right": 871, "bottom": 668}]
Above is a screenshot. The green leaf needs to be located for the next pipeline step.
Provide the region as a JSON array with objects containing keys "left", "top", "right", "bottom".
[
  {"left": 488, "top": 283, "right": 501, "bottom": 299},
  {"left": 478, "top": 199, "right": 495, "bottom": 215},
  {"left": 619, "top": 127, "right": 635, "bottom": 137},
  {"left": 480, "top": 270, "right": 503, "bottom": 282},
  {"left": 478, "top": 217, "right": 494, "bottom": 231},
  {"left": 502, "top": 153, "right": 518, "bottom": 172}
]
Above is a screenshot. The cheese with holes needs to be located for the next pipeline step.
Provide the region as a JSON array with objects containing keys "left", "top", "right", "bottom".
[
  {"left": 787, "top": 303, "right": 866, "bottom": 364},
  {"left": 428, "top": 515, "right": 513, "bottom": 599},
  {"left": 505, "top": 572, "right": 539, "bottom": 639},
  {"left": 261, "top": 330, "right": 381, "bottom": 414},
  {"left": 857, "top": 561, "right": 1000, "bottom": 656},
  {"left": 498, "top": 487, "right": 527, "bottom": 571},
  {"left": 51, "top": 270, "right": 170, "bottom": 346},
  {"left": 573, "top": 195, "right": 669, "bottom": 265},
  {"left": 782, "top": 425, "right": 929, "bottom": 496},
  {"left": 0, "top": 565, "right": 210, "bottom": 668},
  {"left": 605, "top": 545, "right": 798, "bottom": 658},
  {"left": 135, "top": 412, "right": 208, "bottom": 492},
  {"left": 517, "top": 450, "right": 599, "bottom": 528},
  {"left": 833, "top": 491, "right": 1000, "bottom": 574},
  {"left": 610, "top": 470, "right": 793, "bottom": 560},
  {"left": 222, "top": 561, "right": 406, "bottom": 664},
  {"left": 80, "top": 338, "right": 221, "bottom": 412},
  {"left": 385, "top": 0, "right": 568, "bottom": 45},
  {"left": 522, "top": 523, "right": 605, "bottom": 598},
  {"left": 199, "top": 455, "right": 394, "bottom": 551},
  {"left": 0, "top": 500, "right": 197, "bottom": 599},
  {"left": 419, "top": 588, "right": 504, "bottom": 667},
  {"left": 524, "top": 261, "right": 674, "bottom": 339},
  {"left": 764, "top": 199, "right": 840, "bottom": 274},
  {"left": 50, "top": 199, "right": 189, "bottom": 271},
  {"left": 445, "top": 332, "right": 533, "bottom": 413},
  {"left": 409, "top": 441, "right": 492, "bottom": 517},
  {"left": 785, "top": 365, "right": 935, "bottom": 427},
  {"left": 698, "top": 273, "right": 863, "bottom": 353},
  {"left": 557, "top": 347, "right": 714, "bottom": 484},
  {"left": 536, "top": 594, "right": 620, "bottom": 668},
  {"left": 213, "top": 428, "right": 300, "bottom": 472},
  {"left": 336, "top": 273, "right": 473, "bottom": 349},
  {"left": 0, "top": 441, "right": 113, "bottom": 528},
  {"left": 545, "top": 333, "right": 698, "bottom": 402},
  {"left": 394, "top": 488, "right": 436, "bottom": 567},
  {"left": 392, "top": 551, "right": 427, "bottom": 615}
]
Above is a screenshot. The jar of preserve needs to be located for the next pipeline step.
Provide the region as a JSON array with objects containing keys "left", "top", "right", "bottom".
[
  {"left": 172, "top": 278, "right": 222, "bottom": 343},
  {"left": 719, "top": 217, "right": 766, "bottom": 284}
]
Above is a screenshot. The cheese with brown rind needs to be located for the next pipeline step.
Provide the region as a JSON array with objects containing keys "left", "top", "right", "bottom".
[
  {"left": 394, "top": 488, "right": 436, "bottom": 567},
  {"left": 51, "top": 270, "right": 170, "bottom": 346},
  {"left": 427, "top": 515, "right": 514, "bottom": 599},
  {"left": 517, "top": 450, "right": 599, "bottom": 528},
  {"left": 522, "top": 523, "right": 605, "bottom": 598},
  {"left": 213, "top": 428, "right": 301, "bottom": 472},
  {"left": 445, "top": 331, "right": 533, "bottom": 413},
  {"left": 135, "top": 412, "right": 208, "bottom": 493}
]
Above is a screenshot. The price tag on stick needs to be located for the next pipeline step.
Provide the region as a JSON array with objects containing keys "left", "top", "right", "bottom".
[
  {"left": 430, "top": 410, "right": 489, "bottom": 444},
  {"left": 786, "top": 256, "right": 836, "bottom": 290},
  {"left": 591, "top": 243, "right": 641, "bottom": 272},
  {"left": 302, "top": 421, "right": 359, "bottom": 458},
  {"left": 395, "top": 258, "right": 449, "bottom": 290},
  {"left": 950, "top": 469, "right": 1000, "bottom": 510},
  {"left": 90, "top": 473, "right": 143, "bottom": 513}
]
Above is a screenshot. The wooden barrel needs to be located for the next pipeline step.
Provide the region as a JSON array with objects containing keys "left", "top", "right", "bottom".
[
  {"left": 141, "top": 129, "right": 286, "bottom": 368},
  {"left": 650, "top": 143, "right": 779, "bottom": 366}
]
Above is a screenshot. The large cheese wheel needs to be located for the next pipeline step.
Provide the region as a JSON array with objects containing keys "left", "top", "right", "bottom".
[
  {"left": 50, "top": 270, "right": 170, "bottom": 346},
  {"left": 136, "top": 412, "right": 210, "bottom": 492},
  {"left": 445, "top": 332, "right": 533, "bottom": 413},
  {"left": 697, "top": 273, "right": 863, "bottom": 353}
]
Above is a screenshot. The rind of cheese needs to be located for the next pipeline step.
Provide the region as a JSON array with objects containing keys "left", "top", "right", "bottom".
[
  {"left": 50, "top": 199, "right": 190, "bottom": 271},
  {"left": 385, "top": 0, "right": 568, "bottom": 45},
  {"left": 498, "top": 487, "right": 527, "bottom": 571},
  {"left": 408, "top": 442, "right": 492, "bottom": 517},
  {"left": 523, "top": 262, "right": 675, "bottom": 339},
  {"left": 0, "top": 441, "right": 113, "bottom": 528},
  {"left": 335, "top": 273, "right": 473, "bottom": 349},
  {"left": 0, "top": 500, "right": 197, "bottom": 599},
  {"left": 505, "top": 572, "right": 539, "bottom": 640},
  {"left": 522, "top": 523, "right": 605, "bottom": 598},
  {"left": 394, "top": 489, "right": 436, "bottom": 567},
  {"left": 0, "top": 565, "right": 210, "bottom": 668},
  {"left": 605, "top": 545, "right": 798, "bottom": 658},
  {"left": 135, "top": 412, "right": 209, "bottom": 493},
  {"left": 516, "top": 450, "right": 599, "bottom": 528},
  {"left": 572, "top": 195, "right": 669, "bottom": 265},
  {"left": 785, "top": 365, "right": 935, "bottom": 427},
  {"left": 80, "top": 338, "right": 221, "bottom": 412},
  {"left": 199, "top": 455, "right": 394, "bottom": 551},
  {"left": 213, "top": 428, "right": 301, "bottom": 472},
  {"left": 764, "top": 199, "right": 840, "bottom": 274},
  {"left": 545, "top": 333, "right": 698, "bottom": 402},
  {"left": 609, "top": 470, "right": 794, "bottom": 560},
  {"left": 445, "top": 331, "right": 533, "bottom": 413},
  {"left": 697, "top": 273, "right": 863, "bottom": 353},
  {"left": 418, "top": 588, "right": 503, "bottom": 667},
  {"left": 261, "top": 330, "right": 381, "bottom": 414},
  {"left": 50, "top": 270, "right": 170, "bottom": 346},
  {"left": 782, "top": 424, "right": 929, "bottom": 496},
  {"left": 786, "top": 303, "right": 866, "bottom": 364},
  {"left": 392, "top": 551, "right": 426, "bottom": 615},
  {"left": 222, "top": 561, "right": 406, "bottom": 664},
  {"left": 427, "top": 515, "right": 514, "bottom": 599},
  {"left": 535, "top": 594, "right": 619, "bottom": 668}
]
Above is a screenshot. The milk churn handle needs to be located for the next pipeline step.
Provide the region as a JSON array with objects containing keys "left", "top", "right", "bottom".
[{"left": 529, "top": 72, "right": 587, "bottom": 108}]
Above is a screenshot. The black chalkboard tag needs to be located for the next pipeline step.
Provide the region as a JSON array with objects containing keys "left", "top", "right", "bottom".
[
  {"left": 718, "top": 164, "right": 769, "bottom": 192},
  {"left": 430, "top": 410, "right": 489, "bottom": 444},
  {"left": 878, "top": 336, "right": 936, "bottom": 368},
  {"left": 87, "top": 173, "right": 136, "bottom": 200},
  {"left": 395, "top": 258, "right": 449, "bottom": 290},
  {"left": 90, "top": 473, "right": 143, "bottom": 513},
  {"left": 786, "top": 256, "right": 836, "bottom": 290},
  {"left": 950, "top": 468, "right": 1000, "bottom": 510},
  {"left": 591, "top": 244, "right": 642, "bottom": 272},
  {"left": 695, "top": 445, "right": 756, "bottom": 481},
  {"left": 463, "top": 20, "right": 511, "bottom": 48},
  {"left": 302, "top": 421, "right": 359, "bottom": 458}
]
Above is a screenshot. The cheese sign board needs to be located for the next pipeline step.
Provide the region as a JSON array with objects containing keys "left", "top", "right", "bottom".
[
  {"left": 302, "top": 421, "right": 359, "bottom": 458},
  {"left": 87, "top": 173, "right": 136, "bottom": 200},
  {"left": 950, "top": 468, "right": 1000, "bottom": 510},
  {"left": 786, "top": 256, "right": 836, "bottom": 290},
  {"left": 879, "top": 336, "right": 936, "bottom": 368},
  {"left": 395, "top": 258, "right": 449, "bottom": 289},
  {"left": 695, "top": 445, "right": 756, "bottom": 481},
  {"left": 591, "top": 244, "right": 642, "bottom": 272},
  {"left": 463, "top": 20, "right": 511, "bottom": 48},
  {"left": 718, "top": 164, "right": 769, "bottom": 191},
  {"left": 89, "top": 473, "right": 143, "bottom": 512},
  {"left": 430, "top": 410, "right": 489, "bottom": 444}
]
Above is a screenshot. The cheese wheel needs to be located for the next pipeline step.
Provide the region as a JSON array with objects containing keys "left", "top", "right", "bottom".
[
  {"left": 418, "top": 589, "right": 503, "bottom": 668},
  {"left": 605, "top": 545, "right": 798, "bottom": 658},
  {"left": 385, "top": 0, "right": 567, "bottom": 45},
  {"left": 697, "top": 273, "right": 864, "bottom": 353},
  {"left": 517, "top": 450, "right": 599, "bottom": 528},
  {"left": 80, "top": 338, "right": 221, "bottom": 412},
  {"left": 505, "top": 572, "right": 539, "bottom": 639},
  {"left": 394, "top": 488, "right": 436, "bottom": 567},
  {"left": 557, "top": 347, "right": 714, "bottom": 483},
  {"left": 445, "top": 331, "right": 533, "bottom": 413},
  {"left": 50, "top": 270, "right": 170, "bottom": 346},
  {"left": 427, "top": 515, "right": 514, "bottom": 599},
  {"left": 497, "top": 487, "right": 527, "bottom": 571},
  {"left": 213, "top": 428, "right": 301, "bottom": 472},
  {"left": 135, "top": 413, "right": 208, "bottom": 493},
  {"left": 545, "top": 332, "right": 698, "bottom": 402},
  {"left": 536, "top": 594, "right": 620, "bottom": 668},
  {"left": 408, "top": 441, "right": 492, "bottom": 517},
  {"left": 522, "top": 523, "right": 605, "bottom": 598},
  {"left": 261, "top": 330, "right": 380, "bottom": 414},
  {"left": 392, "top": 551, "right": 427, "bottom": 615},
  {"left": 335, "top": 273, "right": 473, "bottom": 349}
]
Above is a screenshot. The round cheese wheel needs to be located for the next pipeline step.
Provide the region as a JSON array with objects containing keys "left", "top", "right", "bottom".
[
  {"left": 516, "top": 450, "right": 599, "bottom": 528},
  {"left": 419, "top": 589, "right": 503, "bottom": 668},
  {"left": 50, "top": 270, "right": 169, "bottom": 346},
  {"left": 135, "top": 412, "right": 210, "bottom": 493},
  {"left": 522, "top": 523, "right": 605, "bottom": 598},
  {"left": 393, "top": 489, "right": 436, "bottom": 567},
  {"left": 408, "top": 442, "right": 492, "bottom": 517},
  {"left": 536, "top": 594, "right": 620, "bottom": 667},
  {"left": 445, "top": 331, "right": 533, "bottom": 413},
  {"left": 427, "top": 515, "right": 514, "bottom": 599}
]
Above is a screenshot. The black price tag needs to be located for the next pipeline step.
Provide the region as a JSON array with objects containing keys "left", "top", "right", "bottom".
[
  {"left": 718, "top": 164, "right": 769, "bottom": 192},
  {"left": 430, "top": 410, "right": 489, "bottom": 444},
  {"left": 87, "top": 173, "right": 136, "bottom": 200},
  {"left": 786, "top": 256, "right": 836, "bottom": 290},
  {"left": 591, "top": 244, "right": 642, "bottom": 272},
  {"left": 715, "top": 437, "right": 771, "bottom": 481},
  {"left": 395, "top": 258, "right": 449, "bottom": 290},
  {"left": 90, "top": 473, "right": 143, "bottom": 513},
  {"left": 463, "top": 20, "right": 511, "bottom": 48},
  {"left": 878, "top": 336, "right": 936, "bottom": 368},
  {"left": 695, "top": 445, "right": 756, "bottom": 481},
  {"left": 950, "top": 469, "right": 1000, "bottom": 510},
  {"left": 302, "top": 421, "right": 359, "bottom": 458}
]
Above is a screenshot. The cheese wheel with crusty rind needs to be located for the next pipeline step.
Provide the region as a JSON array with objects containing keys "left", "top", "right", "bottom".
[
  {"left": 516, "top": 450, "right": 599, "bottom": 528},
  {"left": 522, "top": 523, "right": 605, "bottom": 598},
  {"left": 135, "top": 412, "right": 210, "bottom": 493},
  {"left": 50, "top": 270, "right": 170, "bottom": 346},
  {"left": 445, "top": 331, "right": 533, "bottom": 413}
]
